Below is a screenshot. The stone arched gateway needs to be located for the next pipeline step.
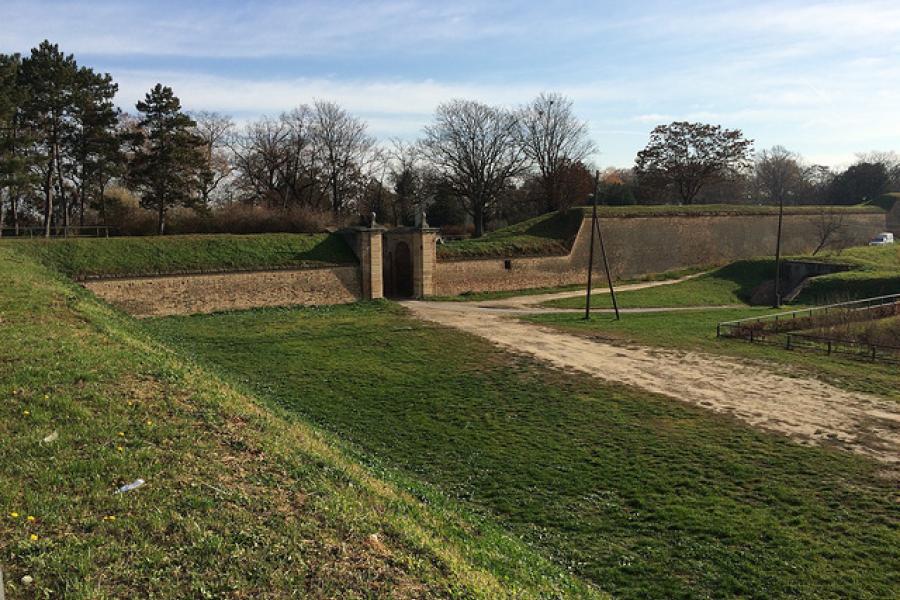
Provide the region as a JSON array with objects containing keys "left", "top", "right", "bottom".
[
  {"left": 384, "top": 240, "right": 413, "bottom": 298},
  {"left": 380, "top": 225, "right": 439, "bottom": 300}
]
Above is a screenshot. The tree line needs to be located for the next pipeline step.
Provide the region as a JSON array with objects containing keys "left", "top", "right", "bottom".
[{"left": 2, "top": 40, "right": 899, "bottom": 238}]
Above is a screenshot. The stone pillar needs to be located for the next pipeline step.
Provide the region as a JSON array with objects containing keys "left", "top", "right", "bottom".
[
  {"left": 413, "top": 227, "right": 440, "bottom": 298},
  {"left": 356, "top": 227, "right": 384, "bottom": 300}
]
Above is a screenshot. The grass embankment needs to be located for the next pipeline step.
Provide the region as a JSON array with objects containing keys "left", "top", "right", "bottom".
[
  {"left": 437, "top": 209, "right": 584, "bottom": 260},
  {"left": 543, "top": 245, "right": 900, "bottom": 310},
  {"left": 0, "top": 248, "right": 600, "bottom": 599},
  {"left": 526, "top": 308, "right": 899, "bottom": 400},
  {"left": 543, "top": 260, "right": 772, "bottom": 309},
  {"left": 798, "top": 245, "right": 900, "bottom": 303},
  {"left": 147, "top": 303, "right": 899, "bottom": 599},
  {"left": 1, "top": 232, "right": 356, "bottom": 279},
  {"left": 574, "top": 203, "right": 884, "bottom": 218}
]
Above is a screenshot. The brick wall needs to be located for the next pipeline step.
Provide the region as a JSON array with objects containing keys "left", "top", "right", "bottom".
[
  {"left": 86, "top": 265, "right": 361, "bottom": 318},
  {"left": 434, "top": 211, "right": 886, "bottom": 296}
]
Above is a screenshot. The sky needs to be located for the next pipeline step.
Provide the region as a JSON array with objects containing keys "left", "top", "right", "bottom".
[{"left": 4, "top": 0, "right": 900, "bottom": 168}]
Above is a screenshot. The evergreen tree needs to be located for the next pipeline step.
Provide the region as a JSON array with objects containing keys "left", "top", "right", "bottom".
[
  {"left": 128, "top": 84, "right": 205, "bottom": 234},
  {"left": 20, "top": 40, "right": 78, "bottom": 236},
  {"left": 0, "top": 52, "right": 37, "bottom": 235},
  {"left": 69, "top": 66, "right": 121, "bottom": 226}
]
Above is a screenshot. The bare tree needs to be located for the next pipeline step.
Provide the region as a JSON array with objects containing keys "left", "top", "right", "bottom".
[
  {"left": 754, "top": 146, "right": 805, "bottom": 205},
  {"left": 311, "top": 100, "right": 374, "bottom": 214},
  {"left": 192, "top": 111, "right": 234, "bottom": 205},
  {"left": 812, "top": 207, "right": 847, "bottom": 255},
  {"left": 635, "top": 121, "right": 753, "bottom": 204},
  {"left": 420, "top": 99, "right": 528, "bottom": 237},
  {"left": 280, "top": 105, "right": 321, "bottom": 208},
  {"left": 387, "top": 138, "right": 422, "bottom": 225},
  {"left": 230, "top": 116, "right": 292, "bottom": 208},
  {"left": 519, "top": 92, "right": 595, "bottom": 212}
]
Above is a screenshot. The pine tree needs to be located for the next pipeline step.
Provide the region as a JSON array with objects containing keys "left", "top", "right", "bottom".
[
  {"left": 128, "top": 84, "right": 205, "bottom": 234},
  {"left": 0, "top": 53, "right": 36, "bottom": 235},
  {"left": 19, "top": 41, "right": 78, "bottom": 236},
  {"left": 69, "top": 66, "right": 121, "bottom": 226}
]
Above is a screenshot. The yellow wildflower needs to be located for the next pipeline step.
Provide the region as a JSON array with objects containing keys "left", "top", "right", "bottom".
[
  {"left": 23, "top": 410, "right": 30, "bottom": 416},
  {"left": 27, "top": 515, "right": 35, "bottom": 522},
  {"left": 10, "top": 512, "right": 19, "bottom": 518},
  {"left": 116, "top": 446, "right": 124, "bottom": 452},
  {"left": 118, "top": 432, "right": 125, "bottom": 437},
  {"left": 29, "top": 534, "right": 38, "bottom": 541}
]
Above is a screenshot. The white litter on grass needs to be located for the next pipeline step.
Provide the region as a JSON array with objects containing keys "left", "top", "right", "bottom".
[
  {"left": 114, "top": 479, "right": 145, "bottom": 494},
  {"left": 42, "top": 431, "right": 58, "bottom": 444}
]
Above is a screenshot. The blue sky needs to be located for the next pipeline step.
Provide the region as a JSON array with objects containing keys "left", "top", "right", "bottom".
[{"left": 5, "top": 0, "right": 900, "bottom": 167}]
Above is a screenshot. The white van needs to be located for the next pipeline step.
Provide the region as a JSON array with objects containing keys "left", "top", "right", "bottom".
[{"left": 869, "top": 232, "right": 895, "bottom": 246}]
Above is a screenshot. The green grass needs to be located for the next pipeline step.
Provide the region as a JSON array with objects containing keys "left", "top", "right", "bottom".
[
  {"left": 819, "top": 243, "right": 900, "bottom": 270},
  {"left": 795, "top": 245, "right": 900, "bottom": 303},
  {"left": 525, "top": 308, "right": 900, "bottom": 401},
  {"left": 0, "top": 232, "right": 356, "bottom": 278},
  {"left": 573, "top": 203, "right": 884, "bottom": 218},
  {"left": 146, "top": 303, "right": 899, "bottom": 599},
  {"left": 543, "top": 259, "right": 773, "bottom": 309},
  {"left": 437, "top": 209, "right": 584, "bottom": 259},
  {"left": 545, "top": 246, "right": 900, "bottom": 310},
  {"left": 0, "top": 247, "right": 602, "bottom": 599}
]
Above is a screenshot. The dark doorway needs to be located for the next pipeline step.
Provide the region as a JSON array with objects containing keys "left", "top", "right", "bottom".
[{"left": 391, "top": 241, "right": 414, "bottom": 298}]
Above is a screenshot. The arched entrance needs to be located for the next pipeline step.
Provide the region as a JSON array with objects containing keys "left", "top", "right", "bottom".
[{"left": 391, "top": 241, "right": 414, "bottom": 298}]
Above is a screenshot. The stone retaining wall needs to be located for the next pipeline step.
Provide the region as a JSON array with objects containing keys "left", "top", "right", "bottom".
[
  {"left": 86, "top": 265, "right": 360, "bottom": 318},
  {"left": 434, "top": 212, "right": 886, "bottom": 296},
  {"left": 887, "top": 202, "right": 900, "bottom": 235}
]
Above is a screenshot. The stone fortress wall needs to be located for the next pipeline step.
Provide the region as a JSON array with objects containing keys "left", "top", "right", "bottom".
[
  {"left": 433, "top": 211, "right": 887, "bottom": 296},
  {"left": 84, "top": 209, "right": 888, "bottom": 316},
  {"left": 84, "top": 265, "right": 360, "bottom": 318}
]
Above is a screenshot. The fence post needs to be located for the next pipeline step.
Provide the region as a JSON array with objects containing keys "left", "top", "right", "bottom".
[
  {"left": 786, "top": 334, "right": 791, "bottom": 350},
  {"left": 827, "top": 340, "right": 832, "bottom": 355}
]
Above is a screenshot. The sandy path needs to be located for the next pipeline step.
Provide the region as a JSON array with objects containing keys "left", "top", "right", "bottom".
[{"left": 404, "top": 294, "right": 900, "bottom": 465}]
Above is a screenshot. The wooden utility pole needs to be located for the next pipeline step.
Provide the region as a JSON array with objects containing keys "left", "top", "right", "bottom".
[
  {"left": 773, "top": 194, "right": 785, "bottom": 308},
  {"left": 584, "top": 172, "right": 620, "bottom": 320}
]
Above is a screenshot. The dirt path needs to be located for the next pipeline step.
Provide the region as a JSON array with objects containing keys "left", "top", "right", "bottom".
[
  {"left": 404, "top": 289, "right": 900, "bottom": 466},
  {"left": 472, "top": 272, "right": 708, "bottom": 309}
]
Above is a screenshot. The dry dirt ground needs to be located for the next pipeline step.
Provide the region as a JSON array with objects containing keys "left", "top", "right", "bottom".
[{"left": 404, "top": 279, "right": 900, "bottom": 466}]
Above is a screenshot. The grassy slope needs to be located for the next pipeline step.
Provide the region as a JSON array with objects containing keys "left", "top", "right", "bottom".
[
  {"left": 0, "top": 248, "right": 600, "bottom": 599},
  {"left": 437, "top": 209, "right": 583, "bottom": 259},
  {"left": 798, "top": 245, "right": 900, "bottom": 303},
  {"left": 0, "top": 232, "right": 356, "bottom": 278},
  {"left": 525, "top": 308, "right": 899, "bottom": 401},
  {"left": 544, "top": 260, "right": 773, "bottom": 309},
  {"left": 437, "top": 204, "right": 884, "bottom": 261},
  {"left": 146, "top": 303, "right": 899, "bottom": 599},
  {"left": 544, "top": 245, "right": 900, "bottom": 310}
]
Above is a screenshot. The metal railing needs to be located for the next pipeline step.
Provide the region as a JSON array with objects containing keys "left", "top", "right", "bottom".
[
  {"left": 717, "top": 293, "right": 900, "bottom": 336},
  {"left": 717, "top": 294, "right": 900, "bottom": 363}
]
